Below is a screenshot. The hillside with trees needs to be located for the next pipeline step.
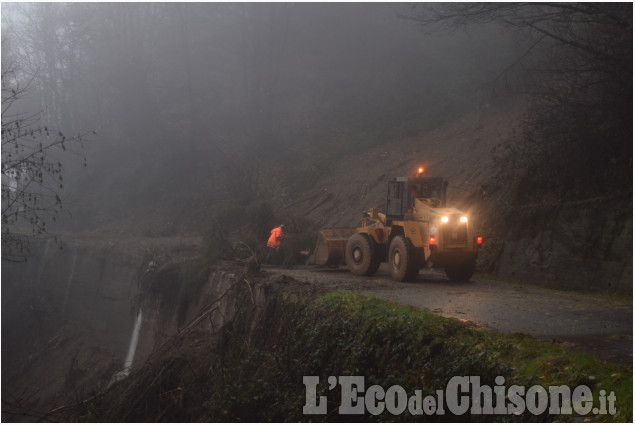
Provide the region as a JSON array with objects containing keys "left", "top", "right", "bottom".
[
  {"left": 1, "top": 4, "right": 632, "bottom": 422},
  {"left": 2, "top": 3, "right": 632, "bottom": 288}
]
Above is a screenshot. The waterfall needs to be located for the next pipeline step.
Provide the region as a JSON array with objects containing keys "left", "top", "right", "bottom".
[
  {"left": 62, "top": 250, "right": 78, "bottom": 314},
  {"left": 109, "top": 307, "right": 144, "bottom": 384},
  {"left": 123, "top": 308, "right": 144, "bottom": 370}
]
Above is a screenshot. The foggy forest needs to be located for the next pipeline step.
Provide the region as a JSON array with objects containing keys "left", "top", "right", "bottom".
[
  {"left": 1, "top": 2, "right": 632, "bottom": 422},
  {"left": 2, "top": 3, "right": 631, "bottom": 253}
]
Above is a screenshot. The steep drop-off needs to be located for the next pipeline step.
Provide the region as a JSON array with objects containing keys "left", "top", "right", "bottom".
[
  {"left": 1, "top": 236, "right": 205, "bottom": 421},
  {"left": 2, "top": 236, "right": 631, "bottom": 422},
  {"left": 60, "top": 266, "right": 633, "bottom": 422}
]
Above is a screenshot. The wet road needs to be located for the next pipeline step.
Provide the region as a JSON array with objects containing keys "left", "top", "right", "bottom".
[{"left": 265, "top": 265, "right": 633, "bottom": 367}]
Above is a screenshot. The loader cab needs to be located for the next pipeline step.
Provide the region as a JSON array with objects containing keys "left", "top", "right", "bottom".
[
  {"left": 409, "top": 176, "right": 447, "bottom": 207},
  {"left": 386, "top": 176, "right": 448, "bottom": 219},
  {"left": 386, "top": 177, "right": 408, "bottom": 218}
]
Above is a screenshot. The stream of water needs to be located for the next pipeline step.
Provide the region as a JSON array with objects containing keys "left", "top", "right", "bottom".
[{"left": 123, "top": 307, "right": 144, "bottom": 370}]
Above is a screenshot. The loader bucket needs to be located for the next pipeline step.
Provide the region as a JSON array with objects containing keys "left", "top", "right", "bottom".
[{"left": 308, "top": 228, "right": 356, "bottom": 266}]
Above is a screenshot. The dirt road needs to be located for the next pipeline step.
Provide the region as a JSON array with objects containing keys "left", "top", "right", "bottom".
[{"left": 264, "top": 264, "right": 633, "bottom": 368}]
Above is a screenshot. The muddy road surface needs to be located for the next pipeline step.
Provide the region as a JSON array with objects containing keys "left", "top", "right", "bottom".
[{"left": 263, "top": 264, "right": 632, "bottom": 368}]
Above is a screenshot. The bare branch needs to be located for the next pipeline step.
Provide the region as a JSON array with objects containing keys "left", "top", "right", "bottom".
[{"left": 1, "top": 62, "right": 90, "bottom": 261}]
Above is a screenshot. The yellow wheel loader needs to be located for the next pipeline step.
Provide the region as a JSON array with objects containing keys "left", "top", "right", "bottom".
[{"left": 309, "top": 170, "right": 482, "bottom": 282}]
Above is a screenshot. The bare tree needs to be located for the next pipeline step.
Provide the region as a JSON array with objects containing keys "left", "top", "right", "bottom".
[
  {"left": 411, "top": 3, "right": 633, "bottom": 202},
  {"left": 1, "top": 60, "right": 89, "bottom": 262}
]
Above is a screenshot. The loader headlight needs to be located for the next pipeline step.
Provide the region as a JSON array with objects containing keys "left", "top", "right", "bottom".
[
  {"left": 460, "top": 216, "right": 468, "bottom": 223},
  {"left": 441, "top": 216, "right": 449, "bottom": 223}
]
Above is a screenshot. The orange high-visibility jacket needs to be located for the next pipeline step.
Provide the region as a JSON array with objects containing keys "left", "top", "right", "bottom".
[{"left": 267, "top": 227, "right": 285, "bottom": 248}]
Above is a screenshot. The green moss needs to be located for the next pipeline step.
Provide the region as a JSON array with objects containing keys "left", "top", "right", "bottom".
[{"left": 208, "top": 291, "right": 632, "bottom": 422}]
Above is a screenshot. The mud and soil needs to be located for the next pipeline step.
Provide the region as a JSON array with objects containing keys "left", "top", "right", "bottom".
[{"left": 263, "top": 264, "right": 633, "bottom": 367}]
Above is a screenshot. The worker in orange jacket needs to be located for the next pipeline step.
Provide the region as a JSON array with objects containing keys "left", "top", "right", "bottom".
[{"left": 264, "top": 224, "right": 286, "bottom": 264}]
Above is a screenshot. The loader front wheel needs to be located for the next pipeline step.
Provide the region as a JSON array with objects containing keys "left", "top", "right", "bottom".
[
  {"left": 388, "top": 236, "right": 419, "bottom": 282},
  {"left": 346, "top": 233, "right": 378, "bottom": 276}
]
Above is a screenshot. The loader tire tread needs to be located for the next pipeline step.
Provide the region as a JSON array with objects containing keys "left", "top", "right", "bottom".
[
  {"left": 388, "top": 235, "right": 419, "bottom": 282},
  {"left": 346, "top": 233, "right": 378, "bottom": 276}
]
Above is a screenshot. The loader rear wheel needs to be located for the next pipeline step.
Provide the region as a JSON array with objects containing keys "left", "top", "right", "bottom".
[
  {"left": 346, "top": 233, "right": 379, "bottom": 276},
  {"left": 445, "top": 259, "right": 476, "bottom": 282},
  {"left": 388, "top": 236, "right": 419, "bottom": 282}
]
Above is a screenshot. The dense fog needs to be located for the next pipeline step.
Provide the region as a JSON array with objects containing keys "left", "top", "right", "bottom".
[
  {"left": 2, "top": 3, "right": 524, "bottom": 231},
  {"left": 1, "top": 5, "right": 631, "bottom": 421}
]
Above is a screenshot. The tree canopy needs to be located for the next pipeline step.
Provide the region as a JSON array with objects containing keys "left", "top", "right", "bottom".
[{"left": 412, "top": 2, "right": 632, "bottom": 202}]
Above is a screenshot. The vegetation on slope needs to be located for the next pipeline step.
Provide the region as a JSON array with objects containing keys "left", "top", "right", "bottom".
[{"left": 78, "top": 278, "right": 632, "bottom": 422}]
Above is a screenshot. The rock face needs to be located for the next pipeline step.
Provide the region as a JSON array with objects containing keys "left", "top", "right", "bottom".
[
  {"left": 1, "top": 236, "right": 209, "bottom": 421},
  {"left": 495, "top": 200, "right": 632, "bottom": 291}
]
